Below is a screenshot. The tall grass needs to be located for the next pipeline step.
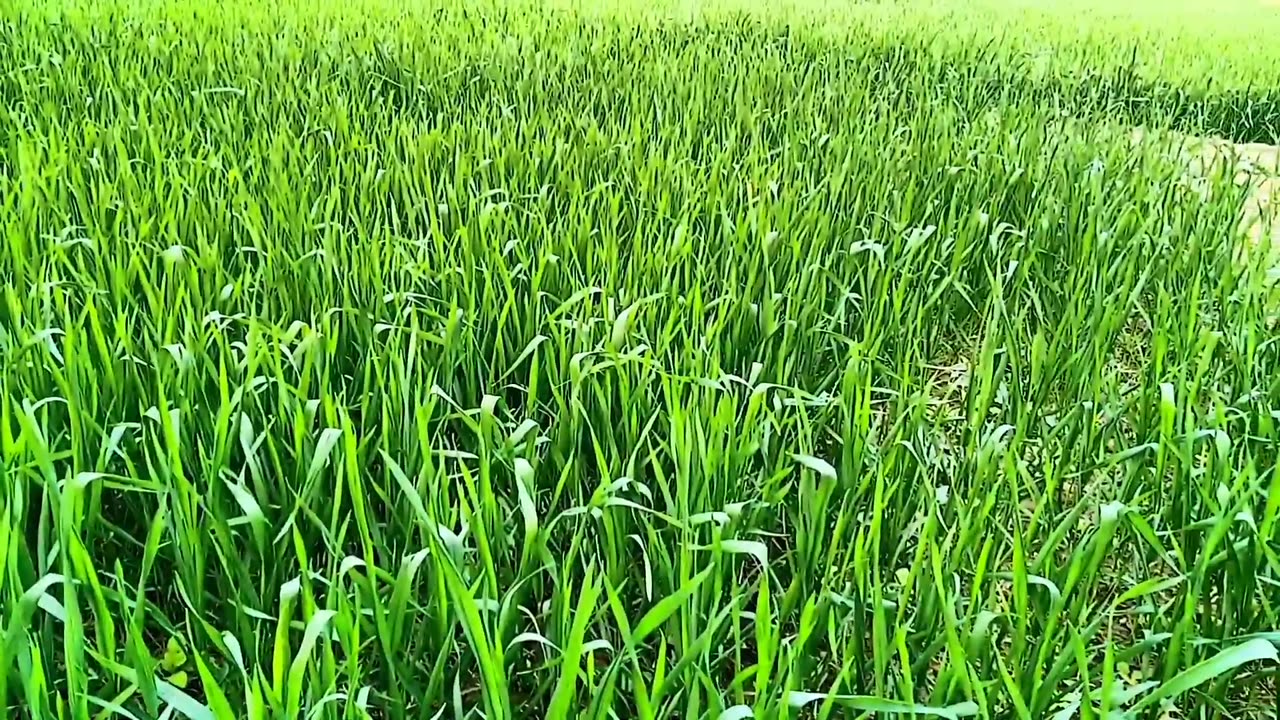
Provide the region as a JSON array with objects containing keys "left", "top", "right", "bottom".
[{"left": 1, "top": 0, "right": 1278, "bottom": 718}]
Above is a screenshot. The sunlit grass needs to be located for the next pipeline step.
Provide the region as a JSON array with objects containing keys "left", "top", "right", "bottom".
[{"left": 1, "top": 0, "right": 1278, "bottom": 718}]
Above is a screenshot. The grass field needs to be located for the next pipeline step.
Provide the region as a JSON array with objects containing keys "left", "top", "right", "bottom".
[{"left": 2, "top": 0, "right": 1280, "bottom": 718}]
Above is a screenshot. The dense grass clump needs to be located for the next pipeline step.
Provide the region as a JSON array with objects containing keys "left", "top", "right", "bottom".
[{"left": 1, "top": 0, "right": 1278, "bottom": 718}]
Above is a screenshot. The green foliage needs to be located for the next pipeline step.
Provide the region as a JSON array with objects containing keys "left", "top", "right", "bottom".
[{"left": 1, "top": 0, "right": 1278, "bottom": 718}]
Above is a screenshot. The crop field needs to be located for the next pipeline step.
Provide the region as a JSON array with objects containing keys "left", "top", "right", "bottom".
[{"left": 2, "top": 0, "right": 1280, "bottom": 718}]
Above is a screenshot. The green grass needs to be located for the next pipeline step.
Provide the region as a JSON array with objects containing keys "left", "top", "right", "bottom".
[{"left": 1, "top": 0, "right": 1279, "bottom": 718}]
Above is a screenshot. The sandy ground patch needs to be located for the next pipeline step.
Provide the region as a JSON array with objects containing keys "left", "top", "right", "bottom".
[{"left": 1132, "top": 128, "right": 1279, "bottom": 252}]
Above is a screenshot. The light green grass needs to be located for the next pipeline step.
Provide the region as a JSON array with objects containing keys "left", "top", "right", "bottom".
[
  {"left": 1, "top": 0, "right": 1278, "bottom": 718},
  {"left": 562, "top": 0, "right": 1280, "bottom": 112}
]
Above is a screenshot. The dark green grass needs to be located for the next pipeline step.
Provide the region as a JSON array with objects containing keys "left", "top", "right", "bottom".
[{"left": 1, "top": 1, "right": 1278, "bottom": 719}]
